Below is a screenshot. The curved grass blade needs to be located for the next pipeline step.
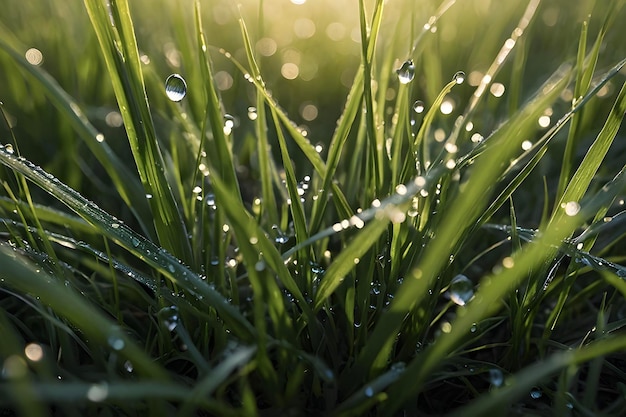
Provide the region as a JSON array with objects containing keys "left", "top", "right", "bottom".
[
  {"left": 0, "top": 34, "right": 154, "bottom": 239},
  {"left": 0, "top": 243, "right": 168, "bottom": 380},
  {"left": 0, "top": 145, "right": 255, "bottom": 339},
  {"left": 345, "top": 65, "right": 570, "bottom": 389}
]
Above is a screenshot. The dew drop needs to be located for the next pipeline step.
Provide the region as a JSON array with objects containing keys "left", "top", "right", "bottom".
[
  {"left": 448, "top": 274, "right": 474, "bottom": 306},
  {"left": 364, "top": 386, "right": 374, "bottom": 397},
  {"left": 223, "top": 114, "right": 236, "bottom": 135},
  {"left": 158, "top": 306, "right": 180, "bottom": 331},
  {"left": 530, "top": 387, "right": 543, "bottom": 399},
  {"left": 123, "top": 360, "right": 134, "bottom": 373},
  {"left": 453, "top": 71, "right": 466, "bottom": 84},
  {"left": 413, "top": 100, "right": 425, "bottom": 113},
  {"left": 396, "top": 60, "right": 415, "bottom": 84},
  {"left": 165, "top": 74, "right": 187, "bottom": 102},
  {"left": 131, "top": 237, "right": 140, "bottom": 247},
  {"left": 489, "top": 368, "right": 504, "bottom": 387}
]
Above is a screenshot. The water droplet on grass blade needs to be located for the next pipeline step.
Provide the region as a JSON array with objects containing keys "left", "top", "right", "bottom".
[
  {"left": 158, "top": 306, "right": 180, "bottom": 331},
  {"left": 396, "top": 60, "right": 415, "bottom": 84},
  {"left": 413, "top": 100, "right": 425, "bottom": 113},
  {"left": 453, "top": 71, "right": 465, "bottom": 84},
  {"left": 364, "top": 386, "right": 374, "bottom": 397},
  {"left": 530, "top": 387, "right": 543, "bottom": 399},
  {"left": 448, "top": 274, "right": 474, "bottom": 306},
  {"left": 165, "top": 74, "right": 187, "bottom": 102}
]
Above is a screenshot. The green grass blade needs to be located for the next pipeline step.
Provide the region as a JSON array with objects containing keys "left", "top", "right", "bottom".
[
  {"left": 552, "top": 81, "right": 626, "bottom": 224},
  {"left": 0, "top": 146, "right": 255, "bottom": 338},
  {"left": 313, "top": 216, "right": 390, "bottom": 312},
  {"left": 237, "top": 15, "right": 278, "bottom": 226},
  {"left": 448, "top": 336, "right": 626, "bottom": 417},
  {"left": 193, "top": 1, "right": 241, "bottom": 198},
  {"left": 83, "top": 0, "right": 192, "bottom": 262},
  {"left": 0, "top": 34, "right": 154, "bottom": 238},
  {"left": 347, "top": 64, "right": 570, "bottom": 388},
  {"left": 0, "top": 243, "right": 168, "bottom": 380}
]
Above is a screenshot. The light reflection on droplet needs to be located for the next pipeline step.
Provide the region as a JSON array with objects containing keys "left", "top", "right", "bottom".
[
  {"left": 413, "top": 100, "right": 425, "bottom": 113},
  {"left": 165, "top": 74, "right": 187, "bottom": 102},
  {"left": 563, "top": 201, "right": 580, "bottom": 216},
  {"left": 396, "top": 60, "right": 415, "bottom": 84}
]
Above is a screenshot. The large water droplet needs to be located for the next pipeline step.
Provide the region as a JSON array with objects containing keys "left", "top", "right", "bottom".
[
  {"left": 413, "top": 100, "right": 425, "bottom": 113},
  {"left": 396, "top": 60, "right": 415, "bottom": 84},
  {"left": 448, "top": 274, "right": 474, "bottom": 306},
  {"left": 165, "top": 74, "right": 187, "bottom": 102}
]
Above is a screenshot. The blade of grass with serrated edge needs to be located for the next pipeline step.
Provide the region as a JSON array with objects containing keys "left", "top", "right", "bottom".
[
  {"left": 83, "top": 0, "right": 192, "bottom": 263},
  {"left": 0, "top": 34, "right": 154, "bottom": 239},
  {"left": 0, "top": 244, "right": 168, "bottom": 380},
  {"left": 237, "top": 15, "right": 279, "bottom": 227},
  {"left": 344, "top": 65, "right": 570, "bottom": 390},
  {"left": 0, "top": 146, "right": 256, "bottom": 339}
]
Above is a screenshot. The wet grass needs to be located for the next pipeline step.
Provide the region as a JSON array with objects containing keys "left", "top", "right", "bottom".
[{"left": 1, "top": 0, "right": 626, "bottom": 415}]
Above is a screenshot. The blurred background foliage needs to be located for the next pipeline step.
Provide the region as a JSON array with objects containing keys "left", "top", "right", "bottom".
[{"left": 0, "top": 0, "right": 625, "bottom": 218}]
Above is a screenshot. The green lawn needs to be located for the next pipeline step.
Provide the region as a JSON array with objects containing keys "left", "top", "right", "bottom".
[{"left": 1, "top": 0, "right": 626, "bottom": 415}]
